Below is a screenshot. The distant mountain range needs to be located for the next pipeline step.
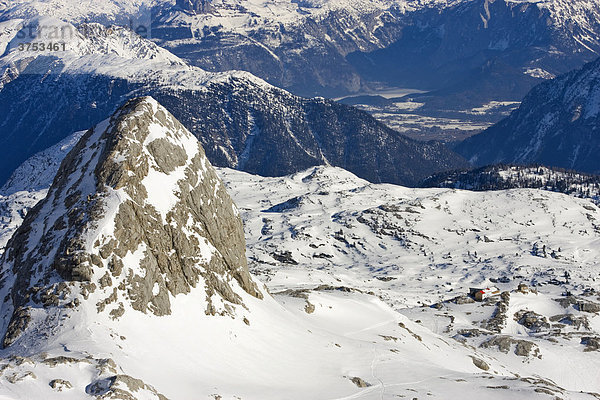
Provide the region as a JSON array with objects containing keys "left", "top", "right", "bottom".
[
  {"left": 2, "top": 0, "right": 599, "bottom": 109},
  {"left": 348, "top": 0, "right": 600, "bottom": 108},
  {"left": 153, "top": 0, "right": 600, "bottom": 106},
  {"left": 455, "top": 57, "right": 600, "bottom": 174},
  {"left": 0, "top": 18, "right": 467, "bottom": 187}
]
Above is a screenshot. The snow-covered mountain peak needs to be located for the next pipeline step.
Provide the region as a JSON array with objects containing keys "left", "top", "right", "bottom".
[
  {"left": 75, "top": 22, "right": 184, "bottom": 61},
  {"left": 0, "top": 0, "right": 164, "bottom": 25},
  {"left": 292, "top": 165, "right": 371, "bottom": 190},
  {"left": 0, "top": 14, "right": 288, "bottom": 92},
  {"left": 457, "top": 57, "right": 600, "bottom": 172},
  {"left": 0, "top": 96, "right": 262, "bottom": 353},
  {"left": 0, "top": 16, "right": 185, "bottom": 69},
  {"left": 0, "top": 135, "right": 599, "bottom": 398}
]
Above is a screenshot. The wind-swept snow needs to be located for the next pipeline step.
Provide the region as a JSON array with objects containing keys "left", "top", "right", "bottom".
[{"left": 0, "top": 116, "right": 598, "bottom": 398}]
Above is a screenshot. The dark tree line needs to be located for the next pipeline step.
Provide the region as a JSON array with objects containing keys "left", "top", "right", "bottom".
[{"left": 421, "top": 164, "right": 600, "bottom": 204}]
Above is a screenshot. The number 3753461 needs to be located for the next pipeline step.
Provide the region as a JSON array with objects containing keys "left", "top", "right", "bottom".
[{"left": 17, "top": 42, "right": 67, "bottom": 52}]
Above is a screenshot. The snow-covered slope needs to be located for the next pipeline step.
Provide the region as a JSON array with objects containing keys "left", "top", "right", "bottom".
[
  {"left": 0, "top": 128, "right": 83, "bottom": 255},
  {"left": 219, "top": 166, "right": 600, "bottom": 394},
  {"left": 0, "top": 16, "right": 195, "bottom": 84},
  {"left": 220, "top": 166, "right": 600, "bottom": 309},
  {"left": 1, "top": 131, "right": 85, "bottom": 195},
  {"left": 1, "top": 98, "right": 598, "bottom": 399},
  {"left": 456, "top": 57, "right": 600, "bottom": 174},
  {"left": 0, "top": 191, "right": 46, "bottom": 256}
]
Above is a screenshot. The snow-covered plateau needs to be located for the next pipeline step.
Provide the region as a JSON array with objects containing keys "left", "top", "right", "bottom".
[
  {"left": 0, "top": 118, "right": 598, "bottom": 398},
  {"left": 0, "top": 2, "right": 599, "bottom": 395}
]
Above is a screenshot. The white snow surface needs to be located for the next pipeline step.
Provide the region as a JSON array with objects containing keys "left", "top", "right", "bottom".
[
  {"left": 0, "top": 134, "right": 599, "bottom": 398},
  {"left": 219, "top": 166, "right": 600, "bottom": 394},
  {"left": 0, "top": 15, "right": 275, "bottom": 94},
  {"left": 2, "top": 0, "right": 599, "bottom": 50}
]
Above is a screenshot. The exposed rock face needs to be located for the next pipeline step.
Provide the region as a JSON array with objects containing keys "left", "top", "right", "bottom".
[
  {"left": 0, "top": 96, "right": 261, "bottom": 348},
  {"left": 0, "top": 354, "right": 168, "bottom": 399},
  {"left": 481, "top": 335, "right": 541, "bottom": 358},
  {"left": 0, "top": 69, "right": 468, "bottom": 188},
  {"left": 470, "top": 356, "right": 490, "bottom": 371},
  {"left": 176, "top": 0, "right": 212, "bottom": 14},
  {"left": 514, "top": 310, "right": 550, "bottom": 333},
  {"left": 581, "top": 337, "right": 600, "bottom": 352},
  {"left": 482, "top": 291, "right": 510, "bottom": 333}
]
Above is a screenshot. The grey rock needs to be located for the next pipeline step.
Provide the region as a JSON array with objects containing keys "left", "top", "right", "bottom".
[
  {"left": 581, "top": 337, "right": 600, "bottom": 352},
  {"left": 481, "top": 335, "right": 541, "bottom": 358},
  {"left": 579, "top": 301, "right": 600, "bottom": 313},
  {"left": 457, "top": 329, "right": 488, "bottom": 338},
  {"left": 449, "top": 295, "right": 475, "bottom": 305},
  {"left": 350, "top": 376, "right": 371, "bottom": 388},
  {"left": 482, "top": 291, "right": 510, "bottom": 333},
  {"left": 86, "top": 374, "right": 168, "bottom": 400},
  {"left": 176, "top": 0, "right": 212, "bottom": 14},
  {"left": 554, "top": 296, "right": 600, "bottom": 313},
  {"left": 270, "top": 251, "right": 298, "bottom": 265},
  {"left": 6, "top": 370, "right": 36, "bottom": 384},
  {"left": 49, "top": 379, "right": 73, "bottom": 391},
  {"left": 469, "top": 356, "right": 490, "bottom": 371},
  {"left": 514, "top": 310, "right": 550, "bottom": 333},
  {"left": 549, "top": 314, "right": 590, "bottom": 331},
  {"left": 0, "top": 97, "right": 262, "bottom": 348}
]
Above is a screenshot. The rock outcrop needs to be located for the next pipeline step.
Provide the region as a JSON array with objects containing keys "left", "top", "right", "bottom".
[
  {"left": 0, "top": 96, "right": 261, "bottom": 349},
  {"left": 176, "top": 0, "right": 212, "bottom": 14}
]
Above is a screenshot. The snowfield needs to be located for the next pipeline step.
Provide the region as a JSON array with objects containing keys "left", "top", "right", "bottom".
[
  {"left": 0, "top": 0, "right": 599, "bottom": 398},
  {"left": 0, "top": 143, "right": 599, "bottom": 398},
  {"left": 219, "top": 166, "right": 600, "bottom": 396}
]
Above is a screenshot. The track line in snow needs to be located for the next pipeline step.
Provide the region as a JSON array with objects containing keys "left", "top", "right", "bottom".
[{"left": 343, "top": 318, "right": 398, "bottom": 337}]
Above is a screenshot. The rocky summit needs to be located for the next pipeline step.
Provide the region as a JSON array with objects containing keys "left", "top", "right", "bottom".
[{"left": 0, "top": 96, "right": 261, "bottom": 350}]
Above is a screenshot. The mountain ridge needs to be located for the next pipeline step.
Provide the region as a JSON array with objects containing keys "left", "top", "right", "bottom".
[
  {"left": 420, "top": 164, "right": 600, "bottom": 205},
  {"left": 0, "top": 96, "right": 261, "bottom": 351},
  {"left": 3, "top": 0, "right": 599, "bottom": 102},
  {"left": 0, "top": 18, "right": 468, "bottom": 187},
  {"left": 455, "top": 56, "right": 600, "bottom": 174}
]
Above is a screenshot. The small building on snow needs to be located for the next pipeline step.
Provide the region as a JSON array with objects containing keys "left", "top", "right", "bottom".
[{"left": 470, "top": 287, "right": 501, "bottom": 301}]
